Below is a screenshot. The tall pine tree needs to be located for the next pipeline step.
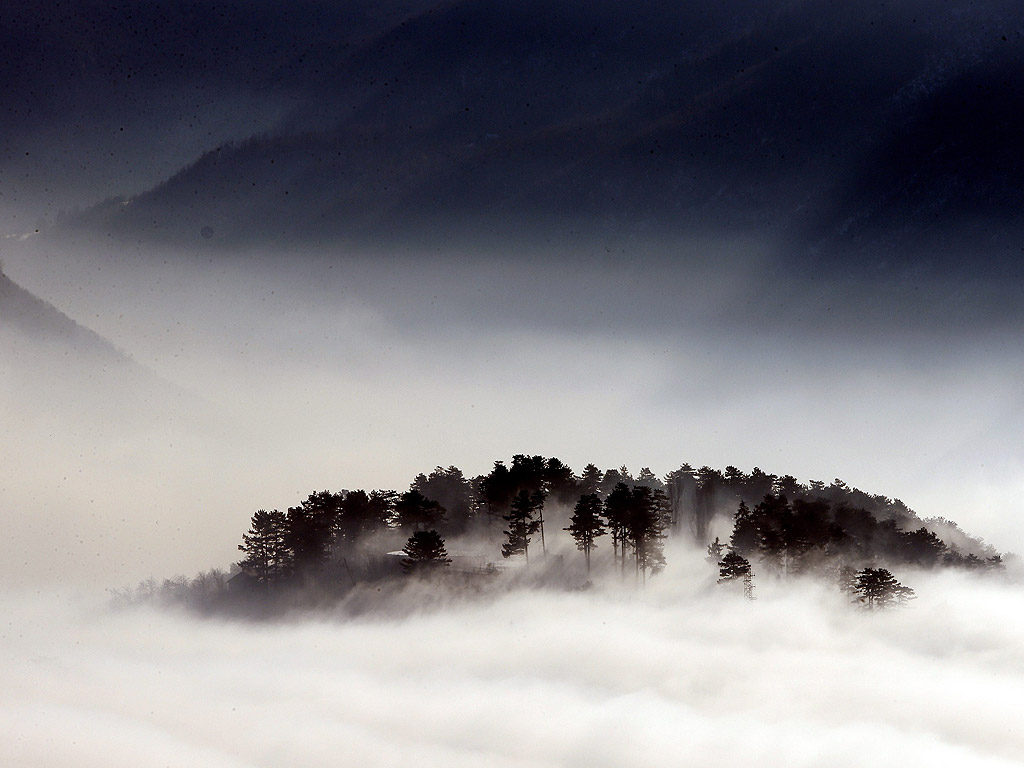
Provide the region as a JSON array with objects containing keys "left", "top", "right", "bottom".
[
  {"left": 565, "top": 493, "right": 606, "bottom": 572},
  {"left": 237, "top": 509, "right": 290, "bottom": 585},
  {"left": 400, "top": 530, "right": 452, "bottom": 575},
  {"left": 502, "top": 489, "right": 542, "bottom": 563}
]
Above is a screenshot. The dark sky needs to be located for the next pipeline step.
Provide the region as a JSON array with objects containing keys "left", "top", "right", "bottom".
[
  {"left": 2, "top": 0, "right": 1023, "bottom": 585},
  {"left": 4, "top": 0, "right": 1022, "bottom": 267}
]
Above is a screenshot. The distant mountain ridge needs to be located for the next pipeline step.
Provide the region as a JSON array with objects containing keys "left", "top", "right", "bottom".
[
  {"left": 42, "top": 0, "right": 1024, "bottom": 276},
  {"left": 0, "top": 265, "right": 207, "bottom": 431},
  {"left": 0, "top": 267, "right": 128, "bottom": 362}
]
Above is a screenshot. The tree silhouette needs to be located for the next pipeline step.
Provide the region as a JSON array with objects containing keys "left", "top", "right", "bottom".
[
  {"left": 565, "top": 493, "right": 606, "bottom": 572},
  {"left": 626, "top": 485, "right": 667, "bottom": 581},
  {"left": 394, "top": 489, "right": 446, "bottom": 532},
  {"left": 510, "top": 455, "right": 550, "bottom": 553},
  {"left": 368, "top": 489, "right": 398, "bottom": 529},
  {"left": 285, "top": 491, "right": 338, "bottom": 574},
  {"left": 480, "top": 461, "right": 515, "bottom": 526},
  {"left": 400, "top": 530, "right": 452, "bottom": 574},
  {"left": 665, "top": 464, "right": 696, "bottom": 534},
  {"left": 600, "top": 466, "right": 633, "bottom": 497},
  {"left": 603, "top": 482, "right": 632, "bottom": 569},
  {"left": 718, "top": 550, "right": 754, "bottom": 600},
  {"left": 502, "top": 489, "right": 542, "bottom": 562},
  {"left": 237, "top": 508, "right": 290, "bottom": 584},
  {"left": 544, "top": 457, "right": 579, "bottom": 505},
  {"left": 836, "top": 563, "right": 858, "bottom": 599},
  {"left": 706, "top": 536, "right": 726, "bottom": 563},
  {"left": 577, "top": 463, "right": 603, "bottom": 498},
  {"left": 901, "top": 526, "right": 946, "bottom": 567},
  {"left": 634, "top": 467, "right": 665, "bottom": 490},
  {"left": 693, "top": 466, "right": 725, "bottom": 543},
  {"left": 413, "top": 466, "right": 474, "bottom": 534},
  {"left": 334, "top": 489, "right": 384, "bottom": 549},
  {"left": 729, "top": 500, "right": 760, "bottom": 557},
  {"left": 853, "top": 567, "right": 915, "bottom": 609}
]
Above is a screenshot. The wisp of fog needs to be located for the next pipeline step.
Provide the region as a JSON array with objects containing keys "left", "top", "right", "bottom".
[{"left": 5, "top": 558, "right": 1023, "bottom": 768}]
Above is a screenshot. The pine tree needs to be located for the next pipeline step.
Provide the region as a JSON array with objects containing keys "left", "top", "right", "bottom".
[
  {"left": 412, "top": 466, "right": 474, "bottom": 533},
  {"left": 400, "top": 530, "right": 452, "bottom": 574},
  {"left": 729, "top": 500, "right": 760, "bottom": 557},
  {"left": 853, "top": 567, "right": 915, "bottom": 609},
  {"left": 394, "top": 489, "right": 446, "bottom": 532},
  {"left": 237, "top": 509, "right": 290, "bottom": 584},
  {"left": 706, "top": 537, "right": 726, "bottom": 563},
  {"left": 284, "top": 491, "right": 339, "bottom": 574},
  {"left": 603, "top": 482, "right": 632, "bottom": 569},
  {"left": 544, "top": 457, "right": 579, "bottom": 505},
  {"left": 501, "top": 489, "right": 542, "bottom": 562},
  {"left": 480, "top": 461, "right": 515, "bottom": 526},
  {"left": 634, "top": 467, "right": 665, "bottom": 490},
  {"left": 565, "top": 493, "right": 606, "bottom": 572},
  {"left": 578, "top": 463, "right": 604, "bottom": 498},
  {"left": 718, "top": 550, "right": 754, "bottom": 600},
  {"left": 627, "top": 485, "right": 667, "bottom": 581},
  {"left": 836, "top": 563, "right": 858, "bottom": 600}
]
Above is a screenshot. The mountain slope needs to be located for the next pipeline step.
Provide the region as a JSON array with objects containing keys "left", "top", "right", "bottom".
[
  {"left": 0, "top": 267, "right": 129, "bottom": 361},
  {"left": 49, "top": 0, "right": 1024, "bottom": 276},
  {"left": 0, "top": 266, "right": 198, "bottom": 427}
]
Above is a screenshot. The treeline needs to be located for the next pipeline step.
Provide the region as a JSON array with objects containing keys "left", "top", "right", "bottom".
[
  {"left": 233, "top": 457, "right": 1002, "bottom": 585},
  {"left": 115, "top": 455, "right": 1005, "bottom": 611},
  {"left": 710, "top": 491, "right": 1004, "bottom": 607},
  {"left": 724, "top": 493, "right": 1003, "bottom": 575}
]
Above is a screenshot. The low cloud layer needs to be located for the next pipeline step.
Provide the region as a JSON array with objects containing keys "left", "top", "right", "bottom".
[{"left": 4, "top": 565, "right": 1024, "bottom": 767}]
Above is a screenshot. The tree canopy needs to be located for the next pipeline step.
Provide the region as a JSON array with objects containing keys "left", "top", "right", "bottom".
[
  {"left": 400, "top": 530, "right": 452, "bottom": 575},
  {"left": 212, "top": 455, "right": 1004, "bottom": 612}
]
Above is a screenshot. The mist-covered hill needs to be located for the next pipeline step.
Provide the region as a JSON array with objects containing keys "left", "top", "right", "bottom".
[
  {"left": 0, "top": 264, "right": 200, "bottom": 430},
  {"left": 25, "top": 0, "right": 1020, "bottom": 277},
  {"left": 0, "top": 266, "right": 128, "bottom": 357}
]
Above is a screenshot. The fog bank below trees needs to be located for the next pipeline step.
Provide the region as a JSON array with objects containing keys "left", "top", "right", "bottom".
[{"left": 4, "top": 566, "right": 1024, "bottom": 768}]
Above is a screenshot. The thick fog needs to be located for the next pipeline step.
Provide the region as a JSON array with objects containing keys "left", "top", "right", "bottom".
[
  {"left": 2, "top": 3, "right": 1021, "bottom": 763},
  {"left": 4, "top": 560, "right": 1024, "bottom": 768},
  {"left": 3, "top": 239, "right": 1023, "bottom": 590}
]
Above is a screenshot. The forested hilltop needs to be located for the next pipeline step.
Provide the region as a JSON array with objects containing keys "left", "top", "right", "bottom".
[{"left": 119, "top": 456, "right": 1007, "bottom": 614}]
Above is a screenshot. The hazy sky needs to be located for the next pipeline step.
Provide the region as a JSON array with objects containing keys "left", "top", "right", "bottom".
[
  {"left": 2, "top": 0, "right": 1023, "bottom": 589},
  {"left": 4, "top": 235, "right": 1023, "bottom": 589}
]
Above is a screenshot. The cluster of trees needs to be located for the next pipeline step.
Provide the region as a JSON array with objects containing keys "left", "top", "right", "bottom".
[
  {"left": 718, "top": 492, "right": 1004, "bottom": 579},
  {"left": 715, "top": 550, "right": 917, "bottom": 609},
  {"left": 847, "top": 567, "right": 916, "bottom": 609},
  {"left": 228, "top": 455, "right": 1004, "bottom": 607},
  {"left": 109, "top": 568, "right": 230, "bottom": 612},
  {"left": 563, "top": 484, "right": 671, "bottom": 581},
  {"left": 236, "top": 488, "right": 403, "bottom": 583},
  {"left": 234, "top": 457, "right": 683, "bottom": 588},
  {"left": 705, "top": 490, "right": 1007, "bottom": 609}
]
